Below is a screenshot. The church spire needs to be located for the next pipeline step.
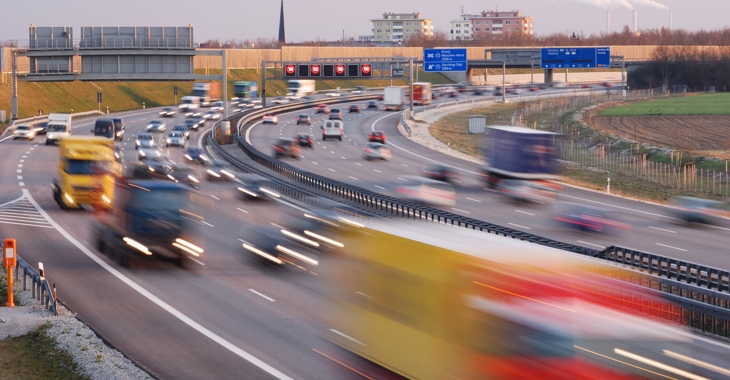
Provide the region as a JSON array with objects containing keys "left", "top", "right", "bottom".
[{"left": 278, "top": 0, "right": 286, "bottom": 43}]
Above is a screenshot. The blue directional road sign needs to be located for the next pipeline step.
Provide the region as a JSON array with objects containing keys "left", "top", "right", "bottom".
[
  {"left": 540, "top": 47, "right": 611, "bottom": 69},
  {"left": 424, "top": 48, "right": 467, "bottom": 72}
]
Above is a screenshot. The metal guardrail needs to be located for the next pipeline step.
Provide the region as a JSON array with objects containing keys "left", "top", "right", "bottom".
[
  {"left": 3, "top": 111, "right": 106, "bottom": 137},
  {"left": 13, "top": 256, "right": 57, "bottom": 315},
  {"left": 211, "top": 93, "right": 730, "bottom": 339}
]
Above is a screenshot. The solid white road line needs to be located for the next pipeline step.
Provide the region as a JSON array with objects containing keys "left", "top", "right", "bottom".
[
  {"left": 508, "top": 223, "right": 531, "bottom": 230},
  {"left": 249, "top": 289, "right": 276, "bottom": 302},
  {"left": 23, "top": 189, "right": 293, "bottom": 379}
]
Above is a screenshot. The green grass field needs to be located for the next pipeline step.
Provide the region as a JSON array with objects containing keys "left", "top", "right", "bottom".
[{"left": 599, "top": 93, "right": 730, "bottom": 116}]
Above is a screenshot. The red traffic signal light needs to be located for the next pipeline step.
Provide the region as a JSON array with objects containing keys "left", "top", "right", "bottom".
[
  {"left": 335, "top": 64, "right": 346, "bottom": 77},
  {"left": 285, "top": 64, "right": 296, "bottom": 77},
  {"left": 361, "top": 64, "right": 372, "bottom": 77},
  {"left": 310, "top": 64, "right": 321, "bottom": 76}
]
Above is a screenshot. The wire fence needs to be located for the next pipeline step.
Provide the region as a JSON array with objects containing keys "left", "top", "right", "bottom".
[{"left": 512, "top": 88, "right": 730, "bottom": 198}]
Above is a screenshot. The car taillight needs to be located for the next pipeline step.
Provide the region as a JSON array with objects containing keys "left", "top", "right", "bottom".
[{"left": 275, "top": 146, "right": 284, "bottom": 152}]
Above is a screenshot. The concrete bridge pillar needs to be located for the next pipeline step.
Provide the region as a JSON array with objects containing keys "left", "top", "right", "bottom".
[{"left": 544, "top": 69, "right": 554, "bottom": 84}]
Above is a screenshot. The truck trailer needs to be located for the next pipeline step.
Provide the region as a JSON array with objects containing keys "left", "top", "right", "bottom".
[
  {"left": 234, "top": 81, "right": 258, "bottom": 98},
  {"left": 286, "top": 80, "right": 315, "bottom": 97},
  {"left": 412, "top": 82, "right": 432, "bottom": 105},
  {"left": 192, "top": 82, "right": 222, "bottom": 107},
  {"left": 482, "top": 126, "right": 562, "bottom": 189},
  {"left": 383, "top": 86, "right": 406, "bottom": 111},
  {"left": 52, "top": 136, "right": 120, "bottom": 210}
]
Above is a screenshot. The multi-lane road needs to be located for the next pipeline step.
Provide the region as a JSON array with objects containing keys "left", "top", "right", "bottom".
[{"left": 0, "top": 89, "right": 729, "bottom": 379}]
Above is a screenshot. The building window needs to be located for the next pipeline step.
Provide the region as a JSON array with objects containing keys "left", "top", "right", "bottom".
[
  {"left": 386, "top": 29, "right": 390, "bottom": 33},
  {"left": 476, "top": 21, "right": 481, "bottom": 25},
  {"left": 476, "top": 28, "right": 481, "bottom": 32},
  {"left": 505, "top": 21, "right": 510, "bottom": 24},
  {"left": 387, "top": 22, "right": 390, "bottom": 26},
  {"left": 485, "top": 28, "right": 490, "bottom": 31},
  {"left": 485, "top": 20, "right": 490, "bottom": 24}
]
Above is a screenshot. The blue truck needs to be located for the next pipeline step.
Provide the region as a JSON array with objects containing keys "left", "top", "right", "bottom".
[
  {"left": 93, "top": 179, "right": 204, "bottom": 267},
  {"left": 482, "top": 126, "right": 562, "bottom": 190}
]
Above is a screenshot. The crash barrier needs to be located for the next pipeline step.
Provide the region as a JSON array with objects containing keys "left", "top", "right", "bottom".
[
  {"left": 12, "top": 256, "right": 57, "bottom": 315},
  {"left": 3, "top": 110, "right": 105, "bottom": 137},
  {"left": 212, "top": 93, "right": 730, "bottom": 338},
  {"left": 400, "top": 111, "right": 411, "bottom": 137}
]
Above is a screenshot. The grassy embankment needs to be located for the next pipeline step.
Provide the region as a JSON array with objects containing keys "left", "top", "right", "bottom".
[
  {"left": 429, "top": 93, "right": 730, "bottom": 203},
  {"left": 0, "top": 68, "right": 454, "bottom": 132}
]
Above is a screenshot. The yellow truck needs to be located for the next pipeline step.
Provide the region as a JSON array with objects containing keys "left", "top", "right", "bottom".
[{"left": 51, "top": 136, "right": 120, "bottom": 210}]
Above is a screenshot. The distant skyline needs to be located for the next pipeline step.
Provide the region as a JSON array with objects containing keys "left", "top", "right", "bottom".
[{"left": 1, "top": 0, "right": 729, "bottom": 44}]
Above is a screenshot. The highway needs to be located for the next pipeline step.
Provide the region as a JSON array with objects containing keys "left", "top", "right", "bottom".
[
  {"left": 246, "top": 93, "right": 730, "bottom": 269},
  {"left": 0, "top": 90, "right": 729, "bottom": 379}
]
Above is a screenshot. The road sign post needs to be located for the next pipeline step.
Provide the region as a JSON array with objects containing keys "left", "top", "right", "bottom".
[
  {"left": 4, "top": 239, "right": 17, "bottom": 307},
  {"left": 423, "top": 48, "right": 467, "bottom": 72}
]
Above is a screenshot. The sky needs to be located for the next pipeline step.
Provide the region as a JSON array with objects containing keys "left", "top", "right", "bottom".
[{"left": 1, "top": 0, "right": 729, "bottom": 44}]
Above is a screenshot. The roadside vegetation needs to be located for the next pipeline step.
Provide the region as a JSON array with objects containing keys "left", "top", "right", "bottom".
[
  {"left": 429, "top": 94, "right": 730, "bottom": 204},
  {"left": 599, "top": 93, "right": 730, "bottom": 116}
]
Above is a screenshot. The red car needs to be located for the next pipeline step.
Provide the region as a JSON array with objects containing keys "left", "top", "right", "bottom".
[
  {"left": 348, "top": 105, "right": 361, "bottom": 113},
  {"left": 368, "top": 131, "right": 386, "bottom": 144},
  {"left": 315, "top": 104, "right": 330, "bottom": 114}
]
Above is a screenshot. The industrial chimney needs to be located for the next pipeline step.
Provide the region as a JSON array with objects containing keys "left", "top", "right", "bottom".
[
  {"left": 607, "top": 10, "right": 611, "bottom": 34},
  {"left": 669, "top": 9, "right": 672, "bottom": 30},
  {"left": 633, "top": 9, "right": 638, "bottom": 35}
]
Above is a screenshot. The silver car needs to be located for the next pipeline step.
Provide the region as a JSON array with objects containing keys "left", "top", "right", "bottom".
[
  {"left": 165, "top": 131, "right": 186, "bottom": 148},
  {"left": 146, "top": 119, "right": 167, "bottom": 133},
  {"left": 12, "top": 125, "right": 37, "bottom": 141},
  {"left": 362, "top": 142, "right": 392, "bottom": 161}
]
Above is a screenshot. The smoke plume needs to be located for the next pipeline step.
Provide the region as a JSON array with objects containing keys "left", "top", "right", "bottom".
[{"left": 629, "top": 0, "right": 669, "bottom": 9}]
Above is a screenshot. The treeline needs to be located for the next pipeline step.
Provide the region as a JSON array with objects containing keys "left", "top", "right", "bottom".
[{"left": 629, "top": 45, "right": 730, "bottom": 91}]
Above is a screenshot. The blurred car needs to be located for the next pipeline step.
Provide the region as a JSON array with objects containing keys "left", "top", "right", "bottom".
[
  {"left": 211, "top": 101, "right": 225, "bottom": 111},
  {"left": 146, "top": 119, "right": 167, "bottom": 133},
  {"left": 165, "top": 131, "right": 186, "bottom": 148},
  {"left": 36, "top": 122, "right": 48, "bottom": 135},
  {"left": 172, "top": 125, "right": 191, "bottom": 140},
  {"left": 473, "top": 87, "right": 489, "bottom": 95},
  {"left": 315, "top": 104, "right": 330, "bottom": 114},
  {"left": 203, "top": 110, "right": 221, "bottom": 121},
  {"left": 131, "top": 161, "right": 173, "bottom": 180},
  {"left": 159, "top": 107, "right": 176, "bottom": 117},
  {"left": 368, "top": 130, "right": 387, "bottom": 144},
  {"left": 455, "top": 82, "right": 471, "bottom": 93},
  {"left": 423, "top": 163, "right": 459, "bottom": 183},
  {"left": 273, "top": 137, "right": 301, "bottom": 159},
  {"left": 296, "top": 114, "right": 311, "bottom": 125},
  {"left": 367, "top": 100, "right": 379, "bottom": 109},
  {"left": 262, "top": 114, "right": 278, "bottom": 125},
  {"left": 135, "top": 133, "right": 158, "bottom": 150},
  {"left": 553, "top": 202, "right": 631, "bottom": 233},
  {"left": 184, "top": 110, "right": 202, "bottom": 118},
  {"left": 114, "top": 145, "right": 124, "bottom": 163},
  {"left": 362, "top": 142, "right": 391, "bottom": 161},
  {"left": 499, "top": 179, "right": 560, "bottom": 204},
  {"left": 237, "top": 174, "right": 278, "bottom": 201},
  {"left": 329, "top": 109, "right": 343, "bottom": 120},
  {"left": 138, "top": 147, "right": 170, "bottom": 162},
  {"left": 348, "top": 105, "right": 361, "bottom": 113},
  {"left": 184, "top": 118, "right": 203, "bottom": 131},
  {"left": 204, "top": 159, "right": 236, "bottom": 181},
  {"left": 397, "top": 176, "right": 456, "bottom": 207},
  {"left": 240, "top": 226, "right": 317, "bottom": 269},
  {"left": 184, "top": 146, "right": 208, "bottom": 164},
  {"left": 668, "top": 196, "right": 725, "bottom": 225},
  {"left": 166, "top": 164, "right": 200, "bottom": 188},
  {"left": 12, "top": 125, "right": 37, "bottom": 140},
  {"left": 295, "top": 133, "right": 314, "bottom": 148},
  {"left": 326, "top": 92, "right": 341, "bottom": 98},
  {"left": 377, "top": 93, "right": 384, "bottom": 101}
]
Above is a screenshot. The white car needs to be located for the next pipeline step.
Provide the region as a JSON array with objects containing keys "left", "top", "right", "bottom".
[
  {"left": 203, "top": 111, "right": 221, "bottom": 120},
  {"left": 165, "top": 131, "right": 186, "bottom": 148},
  {"left": 262, "top": 114, "right": 278, "bottom": 125},
  {"left": 321, "top": 120, "right": 344, "bottom": 141},
  {"left": 138, "top": 147, "right": 169, "bottom": 162},
  {"left": 12, "top": 125, "right": 37, "bottom": 141},
  {"left": 146, "top": 119, "right": 167, "bottom": 133},
  {"left": 326, "top": 92, "right": 342, "bottom": 97}
]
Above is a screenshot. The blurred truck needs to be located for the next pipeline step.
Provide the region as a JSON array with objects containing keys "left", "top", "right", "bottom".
[
  {"left": 233, "top": 81, "right": 258, "bottom": 98},
  {"left": 51, "top": 136, "right": 120, "bottom": 210},
  {"left": 482, "top": 126, "right": 562, "bottom": 192},
  {"left": 45, "top": 113, "right": 72, "bottom": 145},
  {"left": 412, "top": 82, "right": 432, "bottom": 105},
  {"left": 192, "top": 82, "right": 221, "bottom": 107},
  {"left": 92, "top": 179, "right": 204, "bottom": 267},
  {"left": 383, "top": 86, "right": 405, "bottom": 111},
  {"left": 286, "top": 80, "right": 315, "bottom": 97}
]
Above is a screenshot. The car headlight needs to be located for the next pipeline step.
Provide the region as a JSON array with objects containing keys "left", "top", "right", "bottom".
[
  {"left": 116, "top": 131, "right": 122, "bottom": 136},
  {"left": 166, "top": 139, "right": 171, "bottom": 143}
]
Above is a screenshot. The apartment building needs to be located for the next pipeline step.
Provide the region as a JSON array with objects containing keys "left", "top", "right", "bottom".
[
  {"left": 471, "top": 10, "right": 533, "bottom": 38},
  {"left": 371, "top": 12, "right": 433, "bottom": 43},
  {"left": 449, "top": 12, "right": 480, "bottom": 41}
]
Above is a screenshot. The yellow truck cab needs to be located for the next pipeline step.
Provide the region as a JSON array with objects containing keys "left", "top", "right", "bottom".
[{"left": 52, "top": 136, "right": 121, "bottom": 210}]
